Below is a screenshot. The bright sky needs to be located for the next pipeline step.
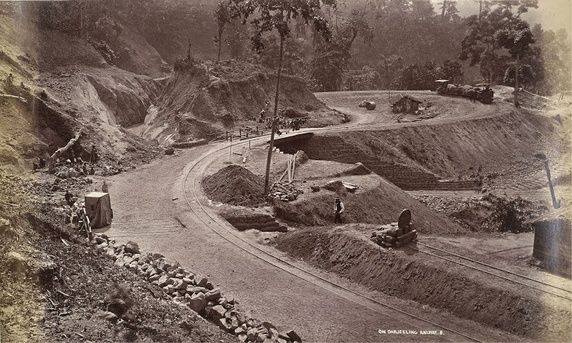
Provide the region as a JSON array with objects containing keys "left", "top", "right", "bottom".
[{"left": 432, "top": 0, "right": 572, "bottom": 32}]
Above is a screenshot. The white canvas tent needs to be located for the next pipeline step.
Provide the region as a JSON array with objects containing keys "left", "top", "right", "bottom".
[{"left": 85, "top": 192, "right": 113, "bottom": 228}]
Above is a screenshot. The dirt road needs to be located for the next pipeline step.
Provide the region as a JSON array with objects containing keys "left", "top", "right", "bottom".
[
  {"left": 102, "top": 142, "right": 519, "bottom": 342},
  {"left": 103, "top": 145, "right": 424, "bottom": 342},
  {"left": 100, "top": 91, "right": 524, "bottom": 342}
]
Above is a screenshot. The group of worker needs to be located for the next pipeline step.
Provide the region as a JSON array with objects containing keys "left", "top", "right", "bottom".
[{"left": 257, "top": 106, "right": 307, "bottom": 134}]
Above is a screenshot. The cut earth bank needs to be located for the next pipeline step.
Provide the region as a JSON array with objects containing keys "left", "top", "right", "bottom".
[{"left": 201, "top": 97, "right": 571, "bottom": 342}]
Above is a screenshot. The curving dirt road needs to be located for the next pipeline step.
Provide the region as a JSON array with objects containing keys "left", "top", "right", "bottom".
[{"left": 101, "top": 91, "right": 522, "bottom": 342}]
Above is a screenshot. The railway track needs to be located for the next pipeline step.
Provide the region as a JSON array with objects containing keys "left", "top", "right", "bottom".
[
  {"left": 181, "top": 137, "right": 484, "bottom": 343},
  {"left": 414, "top": 242, "right": 572, "bottom": 302},
  {"left": 178, "top": 112, "right": 569, "bottom": 341}
]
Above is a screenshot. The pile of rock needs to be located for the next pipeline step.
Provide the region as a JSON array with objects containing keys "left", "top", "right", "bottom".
[
  {"left": 370, "top": 222, "right": 418, "bottom": 248},
  {"left": 91, "top": 234, "right": 301, "bottom": 343},
  {"left": 358, "top": 100, "right": 376, "bottom": 110},
  {"left": 269, "top": 182, "right": 302, "bottom": 202}
]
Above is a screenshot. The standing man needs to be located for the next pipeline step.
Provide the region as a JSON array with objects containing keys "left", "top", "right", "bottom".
[
  {"left": 90, "top": 145, "right": 98, "bottom": 164},
  {"left": 334, "top": 198, "right": 345, "bottom": 224}
]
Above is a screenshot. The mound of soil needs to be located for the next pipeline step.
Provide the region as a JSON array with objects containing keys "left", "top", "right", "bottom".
[
  {"left": 274, "top": 227, "right": 572, "bottom": 340},
  {"left": 202, "top": 165, "right": 265, "bottom": 207},
  {"left": 274, "top": 177, "right": 465, "bottom": 235}
]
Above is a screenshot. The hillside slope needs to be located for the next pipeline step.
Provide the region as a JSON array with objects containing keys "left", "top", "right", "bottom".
[{"left": 142, "top": 60, "right": 345, "bottom": 145}]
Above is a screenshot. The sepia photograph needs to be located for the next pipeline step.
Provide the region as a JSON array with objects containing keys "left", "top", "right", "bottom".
[{"left": 0, "top": 0, "right": 570, "bottom": 342}]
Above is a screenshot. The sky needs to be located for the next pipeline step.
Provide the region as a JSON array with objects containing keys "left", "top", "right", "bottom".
[{"left": 431, "top": 0, "right": 572, "bottom": 32}]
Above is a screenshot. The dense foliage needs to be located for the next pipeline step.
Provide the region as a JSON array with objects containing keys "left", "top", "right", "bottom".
[{"left": 12, "top": 0, "right": 571, "bottom": 94}]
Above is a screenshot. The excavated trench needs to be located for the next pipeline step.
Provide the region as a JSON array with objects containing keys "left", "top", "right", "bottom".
[
  {"left": 275, "top": 228, "right": 572, "bottom": 340},
  {"left": 274, "top": 111, "right": 558, "bottom": 191},
  {"left": 269, "top": 111, "right": 570, "bottom": 339}
]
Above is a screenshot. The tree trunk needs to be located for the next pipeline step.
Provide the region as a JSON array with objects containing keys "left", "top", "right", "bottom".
[
  {"left": 514, "top": 56, "right": 520, "bottom": 107},
  {"left": 264, "top": 35, "right": 285, "bottom": 194}
]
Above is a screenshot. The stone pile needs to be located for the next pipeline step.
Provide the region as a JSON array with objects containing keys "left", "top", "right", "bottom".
[
  {"left": 358, "top": 100, "right": 376, "bottom": 110},
  {"left": 269, "top": 182, "right": 302, "bottom": 202},
  {"left": 91, "top": 234, "right": 301, "bottom": 343},
  {"left": 370, "top": 222, "right": 417, "bottom": 248}
]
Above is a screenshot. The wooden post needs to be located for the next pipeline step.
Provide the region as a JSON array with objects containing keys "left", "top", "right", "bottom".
[
  {"left": 287, "top": 159, "right": 292, "bottom": 183},
  {"left": 264, "top": 35, "right": 285, "bottom": 194},
  {"left": 291, "top": 155, "right": 296, "bottom": 181},
  {"left": 543, "top": 159, "right": 560, "bottom": 209}
]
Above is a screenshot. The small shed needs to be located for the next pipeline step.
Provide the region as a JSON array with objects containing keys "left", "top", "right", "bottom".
[
  {"left": 531, "top": 209, "right": 571, "bottom": 278},
  {"left": 85, "top": 192, "right": 113, "bottom": 228},
  {"left": 391, "top": 95, "right": 422, "bottom": 114},
  {"left": 435, "top": 79, "right": 450, "bottom": 94}
]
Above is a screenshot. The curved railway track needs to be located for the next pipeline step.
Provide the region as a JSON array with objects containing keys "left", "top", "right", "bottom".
[
  {"left": 178, "top": 111, "right": 569, "bottom": 342},
  {"left": 181, "top": 137, "right": 485, "bottom": 343}
]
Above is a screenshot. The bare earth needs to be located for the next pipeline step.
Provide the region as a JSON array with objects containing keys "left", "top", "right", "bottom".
[{"left": 98, "top": 92, "right": 527, "bottom": 341}]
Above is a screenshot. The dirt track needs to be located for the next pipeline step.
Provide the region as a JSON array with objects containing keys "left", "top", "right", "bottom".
[
  {"left": 102, "top": 141, "right": 522, "bottom": 342},
  {"left": 98, "top": 91, "right": 536, "bottom": 341}
]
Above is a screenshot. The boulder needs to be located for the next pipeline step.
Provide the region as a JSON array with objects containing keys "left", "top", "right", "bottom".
[
  {"left": 207, "top": 305, "right": 227, "bottom": 321},
  {"left": 106, "top": 247, "right": 115, "bottom": 257},
  {"left": 96, "top": 242, "right": 108, "bottom": 251},
  {"left": 157, "top": 274, "right": 170, "bottom": 288},
  {"left": 197, "top": 277, "right": 209, "bottom": 288},
  {"left": 247, "top": 328, "right": 259, "bottom": 342},
  {"left": 123, "top": 256, "right": 134, "bottom": 265},
  {"left": 218, "top": 318, "right": 234, "bottom": 331},
  {"left": 286, "top": 329, "right": 302, "bottom": 342},
  {"left": 94, "top": 236, "right": 106, "bottom": 244},
  {"left": 124, "top": 241, "right": 140, "bottom": 254},
  {"left": 188, "top": 292, "right": 206, "bottom": 314},
  {"left": 358, "top": 100, "right": 376, "bottom": 110},
  {"left": 187, "top": 286, "right": 208, "bottom": 294},
  {"left": 171, "top": 277, "right": 186, "bottom": 290},
  {"left": 257, "top": 332, "right": 268, "bottom": 342},
  {"left": 205, "top": 288, "right": 221, "bottom": 302}
]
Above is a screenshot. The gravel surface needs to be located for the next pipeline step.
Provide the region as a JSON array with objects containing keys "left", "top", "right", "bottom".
[
  {"left": 98, "top": 140, "right": 528, "bottom": 342},
  {"left": 100, "top": 145, "right": 438, "bottom": 342}
]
